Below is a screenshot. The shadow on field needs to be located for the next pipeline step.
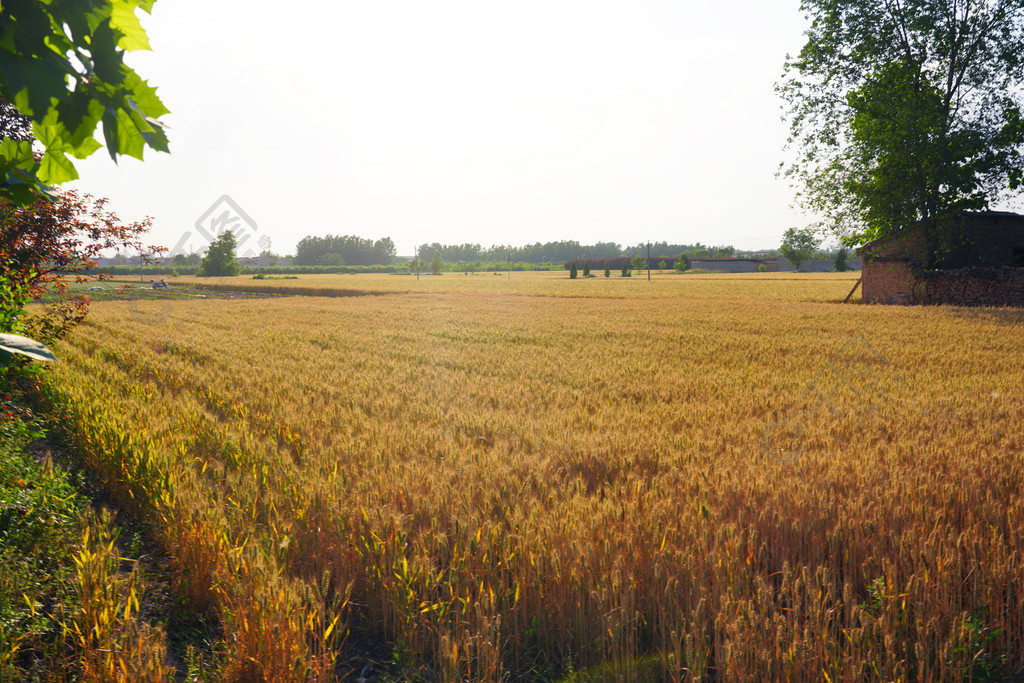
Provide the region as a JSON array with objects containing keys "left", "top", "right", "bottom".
[{"left": 947, "top": 306, "right": 1024, "bottom": 325}]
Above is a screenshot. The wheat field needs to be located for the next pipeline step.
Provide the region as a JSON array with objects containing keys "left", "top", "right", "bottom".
[
  {"left": 167, "top": 269, "right": 861, "bottom": 301},
  {"left": 44, "top": 272, "right": 1024, "bottom": 680}
]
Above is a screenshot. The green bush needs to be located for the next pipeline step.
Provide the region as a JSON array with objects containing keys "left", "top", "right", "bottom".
[{"left": 834, "top": 248, "right": 849, "bottom": 272}]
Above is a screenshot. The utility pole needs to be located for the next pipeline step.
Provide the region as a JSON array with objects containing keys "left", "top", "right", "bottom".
[
  {"left": 647, "top": 242, "right": 651, "bottom": 281},
  {"left": 414, "top": 245, "right": 420, "bottom": 281}
]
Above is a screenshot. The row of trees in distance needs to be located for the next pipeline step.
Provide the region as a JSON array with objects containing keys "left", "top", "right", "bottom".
[
  {"left": 201, "top": 233, "right": 847, "bottom": 274},
  {"left": 109, "top": 229, "right": 849, "bottom": 276},
  {"left": 414, "top": 241, "right": 738, "bottom": 265},
  {"left": 293, "top": 234, "right": 396, "bottom": 266},
  {"left": 287, "top": 237, "right": 744, "bottom": 268}
]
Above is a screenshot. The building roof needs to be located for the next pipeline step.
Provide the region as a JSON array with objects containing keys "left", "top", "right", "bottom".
[{"left": 860, "top": 211, "right": 1024, "bottom": 255}]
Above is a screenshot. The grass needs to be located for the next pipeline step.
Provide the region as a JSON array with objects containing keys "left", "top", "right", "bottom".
[
  {"left": 50, "top": 277, "right": 280, "bottom": 303},
  {"left": 0, "top": 415, "right": 81, "bottom": 678},
  {"left": 35, "top": 272, "right": 1024, "bottom": 680},
  {"left": 0, "top": 408, "right": 172, "bottom": 680}
]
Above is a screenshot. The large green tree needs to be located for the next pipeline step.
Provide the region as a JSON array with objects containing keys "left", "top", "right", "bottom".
[
  {"left": 198, "top": 230, "right": 240, "bottom": 276},
  {"left": 0, "top": 0, "right": 169, "bottom": 205},
  {"left": 780, "top": 227, "right": 821, "bottom": 270},
  {"left": 779, "top": 0, "right": 1024, "bottom": 261}
]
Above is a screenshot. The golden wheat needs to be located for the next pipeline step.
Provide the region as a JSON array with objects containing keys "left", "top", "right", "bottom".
[
  {"left": 44, "top": 274, "right": 1024, "bottom": 681},
  {"left": 163, "top": 270, "right": 862, "bottom": 302}
]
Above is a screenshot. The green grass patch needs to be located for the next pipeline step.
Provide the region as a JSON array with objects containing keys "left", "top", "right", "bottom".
[{"left": 0, "top": 416, "right": 82, "bottom": 678}]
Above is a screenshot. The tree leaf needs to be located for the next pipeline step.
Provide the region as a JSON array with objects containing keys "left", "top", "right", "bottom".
[
  {"left": 123, "top": 71, "right": 170, "bottom": 117},
  {"left": 0, "top": 138, "right": 36, "bottom": 170},
  {"left": 1, "top": 0, "right": 169, "bottom": 205},
  {"left": 89, "top": 20, "right": 127, "bottom": 85},
  {"left": 56, "top": 96, "right": 106, "bottom": 157},
  {"left": 109, "top": 0, "right": 151, "bottom": 51},
  {"left": 102, "top": 106, "right": 146, "bottom": 160},
  {"left": 0, "top": 334, "right": 57, "bottom": 362},
  {"left": 0, "top": 52, "right": 67, "bottom": 119},
  {"left": 38, "top": 148, "right": 79, "bottom": 184}
]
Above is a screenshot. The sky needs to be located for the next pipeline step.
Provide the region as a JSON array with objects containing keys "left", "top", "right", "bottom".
[{"left": 68, "top": 1, "right": 819, "bottom": 257}]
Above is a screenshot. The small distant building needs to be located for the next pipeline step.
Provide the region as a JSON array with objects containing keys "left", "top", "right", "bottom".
[
  {"left": 94, "top": 255, "right": 144, "bottom": 266},
  {"left": 775, "top": 256, "right": 862, "bottom": 272},
  {"left": 235, "top": 256, "right": 293, "bottom": 268},
  {"left": 238, "top": 256, "right": 276, "bottom": 267},
  {"left": 687, "top": 256, "right": 862, "bottom": 273},
  {"left": 860, "top": 212, "right": 1024, "bottom": 305},
  {"left": 689, "top": 257, "right": 772, "bottom": 272}
]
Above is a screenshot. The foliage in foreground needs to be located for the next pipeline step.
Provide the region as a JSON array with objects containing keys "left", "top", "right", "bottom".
[
  {"left": 1, "top": 190, "right": 163, "bottom": 344},
  {"left": 39, "top": 278, "right": 1024, "bottom": 680},
  {"left": 0, "top": 0, "right": 168, "bottom": 205}
]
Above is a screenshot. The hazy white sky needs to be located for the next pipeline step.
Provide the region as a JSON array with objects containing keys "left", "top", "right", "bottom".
[{"left": 69, "top": 1, "right": 816, "bottom": 256}]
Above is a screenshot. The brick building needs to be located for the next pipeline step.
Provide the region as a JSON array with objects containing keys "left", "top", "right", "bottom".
[
  {"left": 860, "top": 212, "right": 1024, "bottom": 305},
  {"left": 689, "top": 257, "right": 772, "bottom": 272},
  {"left": 774, "top": 256, "right": 862, "bottom": 272},
  {"left": 687, "top": 256, "right": 862, "bottom": 272}
]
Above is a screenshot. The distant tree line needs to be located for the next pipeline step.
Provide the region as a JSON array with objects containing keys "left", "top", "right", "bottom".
[
  {"left": 636, "top": 242, "right": 737, "bottom": 259},
  {"left": 294, "top": 235, "right": 396, "bottom": 266},
  {"left": 415, "top": 241, "right": 741, "bottom": 265},
  {"left": 417, "top": 241, "right": 619, "bottom": 264},
  {"left": 87, "top": 264, "right": 408, "bottom": 277},
  {"left": 265, "top": 235, "right": 762, "bottom": 270},
  {"left": 84, "top": 261, "right": 565, "bottom": 278}
]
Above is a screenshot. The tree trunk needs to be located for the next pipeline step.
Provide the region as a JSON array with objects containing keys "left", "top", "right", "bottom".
[{"left": 922, "top": 216, "right": 940, "bottom": 270}]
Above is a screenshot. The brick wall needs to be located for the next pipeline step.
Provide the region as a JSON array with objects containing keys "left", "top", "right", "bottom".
[
  {"left": 862, "top": 261, "right": 917, "bottom": 304},
  {"left": 689, "top": 258, "right": 764, "bottom": 272},
  {"left": 863, "top": 261, "right": 1024, "bottom": 306},
  {"left": 860, "top": 213, "right": 1024, "bottom": 306}
]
